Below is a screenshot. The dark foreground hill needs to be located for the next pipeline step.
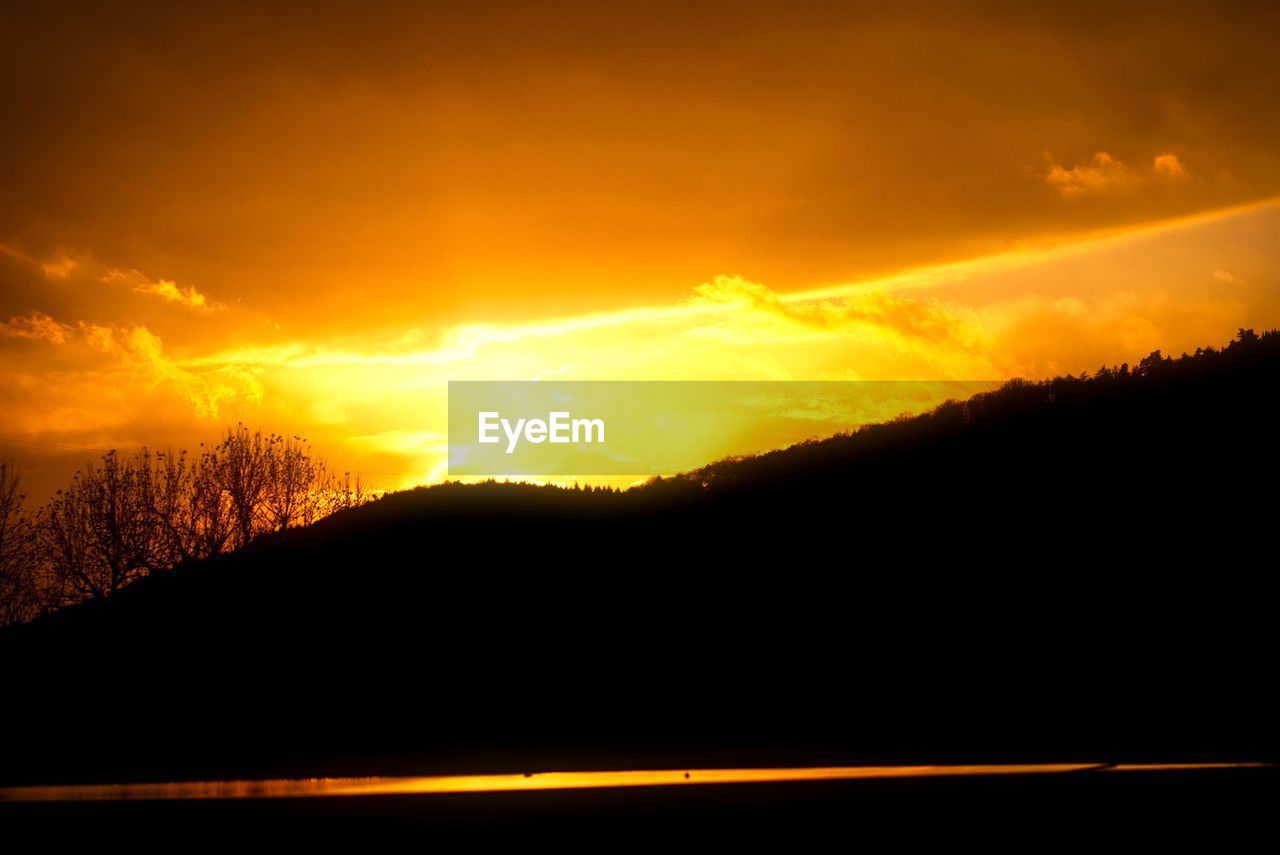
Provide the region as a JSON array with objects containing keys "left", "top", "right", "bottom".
[{"left": 2, "top": 332, "right": 1277, "bottom": 785}]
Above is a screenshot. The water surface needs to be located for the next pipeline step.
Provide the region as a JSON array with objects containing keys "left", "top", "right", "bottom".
[{"left": 0, "top": 762, "right": 1264, "bottom": 803}]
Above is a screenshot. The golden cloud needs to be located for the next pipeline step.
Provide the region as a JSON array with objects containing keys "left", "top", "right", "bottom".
[
  {"left": 79, "top": 322, "right": 260, "bottom": 417},
  {"left": 691, "top": 275, "right": 975, "bottom": 347},
  {"left": 1153, "top": 153, "right": 1188, "bottom": 179},
  {"left": 101, "top": 269, "right": 220, "bottom": 311},
  {"left": 0, "top": 242, "right": 80, "bottom": 280},
  {"left": 1045, "top": 151, "right": 1193, "bottom": 198},
  {"left": 1045, "top": 152, "right": 1134, "bottom": 198},
  {"left": 0, "top": 311, "right": 72, "bottom": 344}
]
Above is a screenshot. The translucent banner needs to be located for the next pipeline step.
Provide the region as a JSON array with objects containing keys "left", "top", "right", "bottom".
[{"left": 448, "top": 380, "right": 998, "bottom": 477}]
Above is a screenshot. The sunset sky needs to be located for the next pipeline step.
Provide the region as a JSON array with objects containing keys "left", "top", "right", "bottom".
[{"left": 3, "top": 1, "right": 1280, "bottom": 497}]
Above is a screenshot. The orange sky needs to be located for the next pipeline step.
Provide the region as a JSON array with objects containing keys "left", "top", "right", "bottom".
[{"left": 3, "top": 1, "right": 1280, "bottom": 498}]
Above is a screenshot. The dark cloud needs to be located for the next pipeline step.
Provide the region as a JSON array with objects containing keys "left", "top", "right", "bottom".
[{"left": 1, "top": 1, "right": 1277, "bottom": 333}]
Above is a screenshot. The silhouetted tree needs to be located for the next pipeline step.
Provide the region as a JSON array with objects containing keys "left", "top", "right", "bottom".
[
  {"left": 209, "top": 425, "right": 274, "bottom": 550},
  {"left": 151, "top": 447, "right": 235, "bottom": 564},
  {"left": 39, "top": 450, "right": 158, "bottom": 601},
  {"left": 325, "top": 470, "right": 368, "bottom": 517},
  {"left": 0, "top": 461, "right": 37, "bottom": 624},
  {"left": 1, "top": 426, "right": 377, "bottom": 625},
  {"left": 263, "top": 434, "right": 327, "bottom": 532}
]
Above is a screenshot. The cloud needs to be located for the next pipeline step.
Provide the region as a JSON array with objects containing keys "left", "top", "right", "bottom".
[
  {"left": 1213, "top": 269, "right": 1239, "bottom": 284},
  {"left": 983, "top": 287, "right": 1245, "bottom": 379},
  {"left": 79, "top": 322, "right": 259, "bottom": 417},
  {"left": 1045, "top": 152, "right": 1134, "bottom": 198},
  {"left": 135, "top": 279, "right": 215, "bottom": 310},
  {"left": 1044, "top": 151, "right": 1193, "bottom": 198},
  {"left": 40, "top": 255, "right": 79, "bottom": 279},
  {"left": 1153, "top": 153, "right": 1188, "bottom": 179},
  {"left": 690, "top": 274, "right": 976, "bottom": 346},
  {"left": 0, "top": 311, "right": 73, "bottom": 344},
  {"left": 0, "top": 241, "right": 80, "bottom": 280},
  {"left": 101, "top": 268, "right": 220, "bottom": 311},
  {"left": 691, "top": 275, "right": 781, "bottom": 309},
  {"left": 1, "top": 244, "right": 216, "bottom": 310}
]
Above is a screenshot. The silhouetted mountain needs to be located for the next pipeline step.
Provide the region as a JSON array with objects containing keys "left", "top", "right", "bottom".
[{"left": 2, "top": 331, "right": 1277, "bottom": 785}]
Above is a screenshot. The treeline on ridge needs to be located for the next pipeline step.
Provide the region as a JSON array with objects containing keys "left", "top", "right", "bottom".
[
  {"left": 0, "top": 426, "right": 368, "bottom": 625},
  {"left": 2, "top": 327, "right": 1277, "bottom": 628}
]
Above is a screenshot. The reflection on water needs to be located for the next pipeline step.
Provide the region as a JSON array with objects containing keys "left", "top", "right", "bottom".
[{"left": 0, "top": 763, "right": 1265, "bottom": 803}]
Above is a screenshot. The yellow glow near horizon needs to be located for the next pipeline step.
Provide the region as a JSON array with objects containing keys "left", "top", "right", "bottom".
[
  {"left": 4, "top": 196, "right": 1280, "bottom": 499},
  {"left": 175, "top": 197, "right": 1280, "bottom": 492}
]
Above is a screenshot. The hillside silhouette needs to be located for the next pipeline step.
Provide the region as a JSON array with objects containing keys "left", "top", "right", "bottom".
[{"left": 1, "top": 330, "right": 1277, "bottom": 785}]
